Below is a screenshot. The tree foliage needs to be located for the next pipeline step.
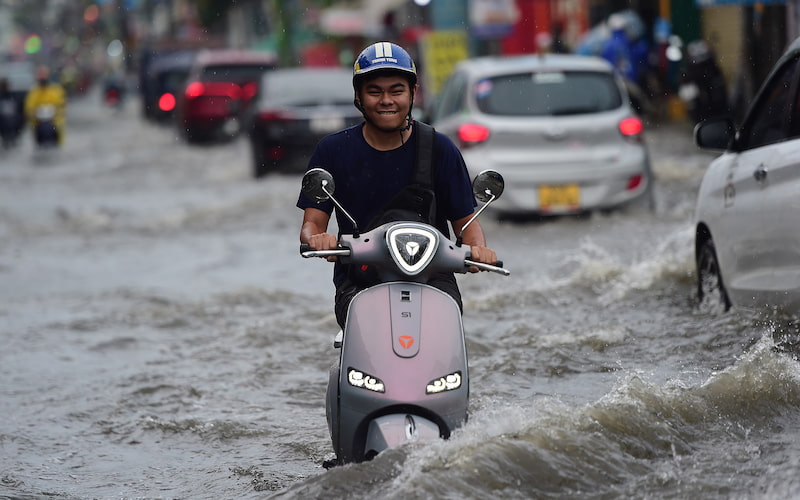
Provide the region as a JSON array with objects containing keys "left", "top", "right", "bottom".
[{"left": 193, "top": 0, "right": 238, "bottom": 30}]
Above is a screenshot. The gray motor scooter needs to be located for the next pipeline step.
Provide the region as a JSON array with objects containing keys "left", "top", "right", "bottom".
[{"left": 301, "top": 168, "right": 509, "bottom": 466}]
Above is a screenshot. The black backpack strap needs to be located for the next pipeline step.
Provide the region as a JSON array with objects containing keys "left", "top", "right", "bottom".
[
  {"left": 350, "top": 121, "right": 445, "bottom": 287},
  {"left": 413, "top": 121, "right": 435, "bottom": 188},
  {"left": 362, "top": 120, "right": 439, "bottom": 235}
]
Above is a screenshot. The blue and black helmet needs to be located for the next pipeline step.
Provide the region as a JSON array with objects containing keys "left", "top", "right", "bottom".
[{"left": 353, "top": 41, "right": 417, "bottom": 90}]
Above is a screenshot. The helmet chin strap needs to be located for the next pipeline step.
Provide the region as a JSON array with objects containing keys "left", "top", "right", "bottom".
[{"left": 396, "top": 113, "right": 412, "bottom": 145}]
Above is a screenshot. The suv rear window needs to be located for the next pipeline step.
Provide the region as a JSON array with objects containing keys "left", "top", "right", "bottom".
[
  {"left": 474, "top": 71, "right": 622, "bottom": 116},
  {"left": 200, "top": 64, "right": 272, "bottom": 83}
]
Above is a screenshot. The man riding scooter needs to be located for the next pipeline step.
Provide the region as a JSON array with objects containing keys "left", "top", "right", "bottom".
[
  {"left": 24, "top": 65, "right": 66, "bottom": 147},
  {"left": 297, "top": 41, "right": 499, "bottom": 466}
]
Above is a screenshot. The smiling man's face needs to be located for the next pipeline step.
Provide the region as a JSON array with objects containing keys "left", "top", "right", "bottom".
[{"left": 356, "top": 74, "right": 414, "bottom": 133}]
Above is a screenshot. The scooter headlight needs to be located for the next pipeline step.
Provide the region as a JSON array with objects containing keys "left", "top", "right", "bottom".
[
  {"left": 386, "top": 224, "right": 439, "bottom": 276},
  {"left": 347, "top": 368, "right": 385, "bottom": 393},
  {"left": 426, "top": 371, "right": 462, "bottom": 394}
]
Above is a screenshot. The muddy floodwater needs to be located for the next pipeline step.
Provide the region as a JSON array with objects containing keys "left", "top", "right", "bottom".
[{"left": 2, "top": 94, "right": 800, "bottom": 499}]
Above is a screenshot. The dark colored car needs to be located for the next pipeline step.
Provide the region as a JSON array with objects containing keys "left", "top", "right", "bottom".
[
  {"left": 248, "top": 67, "right": 362, "bottom": 178},
  {"left": 176, "top": 49, "right": 276, "bottom": 143},
  {"left": 141, "top": 50, "right": 196, "bottom": 122}
]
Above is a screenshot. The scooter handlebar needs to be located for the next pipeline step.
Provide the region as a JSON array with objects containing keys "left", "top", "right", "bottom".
[
  {"left": 464, "top": 259, "right": 510, "bottom": 276},
  {"left": 300, "top": 243, "right": 351, "bottom": 259},
  {"left": 300, "top": 227, "right": 509, "bottom": 276}
]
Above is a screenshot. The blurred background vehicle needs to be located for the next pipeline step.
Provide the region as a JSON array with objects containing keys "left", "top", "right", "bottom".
[
  {"left": 693, "top": 36, "right": 800, "bottom": 314},
  {"left": 679, "top": 40, "right": 730, "bottom": 125},
  {"left": 24, "top": 65, "right": 65, "bottom": 148},
  {"left": 141, "top": 50, "right": 196, "bottom": 123},
  {"left": 102, "top": 71, "right": 127, "bottom": 110},
  {"left": 0, "top": 61, "right": 35, "bottom": 147},
  {"left": 574, "top": 10, "right": 656, "bottom": 118},
  {"left": 429, "top": 53, "right": 654, "bottom": 218},
  {"left": 247, "top": 67, "right": 362, "bottom": 178},
  {"left": 0, "top": 78, "right": 22, "bottom": 148},
  {"left": 175, "top": 49, "right": 276, "bottom": 143},
  {"left": 31, "top": 102, "right": 59, "bottom": 147}
]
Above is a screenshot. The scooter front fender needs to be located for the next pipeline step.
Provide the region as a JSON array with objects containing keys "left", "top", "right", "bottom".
[{"left": 364, "top": 413, "right": 440, "bottom": 459}]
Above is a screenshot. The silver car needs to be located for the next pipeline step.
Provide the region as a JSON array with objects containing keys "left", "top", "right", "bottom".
[
  {"left": 430, "top": 54, "right": 654, "bottom": 216},
  {"left": 694, "top": 36, "right": 800, "bottom": 314}
]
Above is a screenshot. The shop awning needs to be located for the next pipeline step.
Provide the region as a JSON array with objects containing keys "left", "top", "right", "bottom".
[
  {"left": 695, "top": 0, "right": 784, "bottom": 6},
  {"left": 320, "top": 0, "right": 407, "bottom": 37}
]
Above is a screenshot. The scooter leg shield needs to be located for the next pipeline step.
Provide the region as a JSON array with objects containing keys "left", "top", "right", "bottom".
[{"left": 333, "top": 283, "right": 469, "bottom": 463}]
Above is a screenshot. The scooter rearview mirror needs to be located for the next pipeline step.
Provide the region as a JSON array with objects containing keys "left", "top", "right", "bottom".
[
  {"left": 301, "top": 167, "right": 361, "bottom": 238},
  {"left": 302, "top": 167, "right": 335, "bottom": 202},
  {"left": 457, "top": 170, "right": 505, "bottom": 247},
  {"left": 472, "top": 170, "right": 504, "bottom": 202}
]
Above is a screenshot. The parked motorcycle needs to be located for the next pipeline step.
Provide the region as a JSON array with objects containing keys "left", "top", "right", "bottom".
[
  {"left": 300, "top": 167, "right": 509, "bottom": 466},
  {"left": 33, "top": 104, "right": 59, "bottom": 147}
]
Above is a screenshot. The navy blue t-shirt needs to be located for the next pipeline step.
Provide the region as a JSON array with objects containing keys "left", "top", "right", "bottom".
[{"left": 297, "top": 122, "right": 477, "bottom": 286}]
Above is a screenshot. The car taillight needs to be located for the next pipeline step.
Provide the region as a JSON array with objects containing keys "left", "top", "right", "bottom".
[
  {"left": 619, "top": 116, "right": 643, "bottom": 139},
  {"left": 185, "top": 82, "right": 205, "bottom": 99},
  {"left": 158, "top": 92, "right": 176, "bottom": 112},
  {"left": 458, "top": 123, "right": 490, "bottom": 148},
  {"left": 626, "top": 174, "right": 644, "bottom": 191}
]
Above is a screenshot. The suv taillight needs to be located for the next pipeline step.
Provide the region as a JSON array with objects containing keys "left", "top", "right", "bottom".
[
  {"left": 458, "top": 123, "right": 490, "bottom": 148},
  {"left": 242, "top": 82, "right": 258, "bottom": 100},
  {"left": 257, "top": 110, "right": 293, "bottom": 121},
  {"left": 185, "top": 82, "right": 205, "bottom": 99},
  {"left": 185, "top": 81, "right": 242, "bottom": 100},
  {"left": 619, "top": 116, "right": 643, "bottom": 139}
]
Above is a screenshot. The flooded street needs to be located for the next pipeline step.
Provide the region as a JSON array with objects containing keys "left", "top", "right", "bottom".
[{"left": 3, "top": 93, "right": 800, "bottom": 499}]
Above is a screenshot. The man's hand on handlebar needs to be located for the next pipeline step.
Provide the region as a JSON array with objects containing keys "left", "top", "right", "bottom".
[
  {"left": 468, "top": 245, "right": 498, "bottom": 273},
  {"left": 308, "top": 233, "right": 339, "bottom": 262}
]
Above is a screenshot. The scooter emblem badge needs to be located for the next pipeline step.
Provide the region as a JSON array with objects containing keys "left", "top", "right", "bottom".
[
  {"left": 398, "top": 335, "right": 414, "bottom": 349},
  {"left": 395, "top": 234, "right": 428, "bottom": 265}
]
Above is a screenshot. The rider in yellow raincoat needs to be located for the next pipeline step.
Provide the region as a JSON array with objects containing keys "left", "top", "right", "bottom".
[{"left": 24, "top": 66, "right": 66, "bottom": 145}]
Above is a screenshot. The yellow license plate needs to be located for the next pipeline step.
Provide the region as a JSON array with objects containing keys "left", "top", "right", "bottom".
[{"left": 538, "top": 184, "right": 580, "bottom": 209}]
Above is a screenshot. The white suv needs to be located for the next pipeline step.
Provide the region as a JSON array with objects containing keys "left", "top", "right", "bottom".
[{"left": 694, "top": 36, "right": 800, "bottom": 313}]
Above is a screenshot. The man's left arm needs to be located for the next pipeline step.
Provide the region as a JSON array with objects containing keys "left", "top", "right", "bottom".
[
  {"left": 452, "top": 215, "right": 497, "bottom": 272},
  {"left": 436, "top": 134, "right": 497, "bottom": 270}
]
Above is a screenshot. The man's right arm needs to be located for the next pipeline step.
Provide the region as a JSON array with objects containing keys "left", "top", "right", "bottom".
[{"left": 300, "top": 207, "right": 338, "bottom": 260}]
